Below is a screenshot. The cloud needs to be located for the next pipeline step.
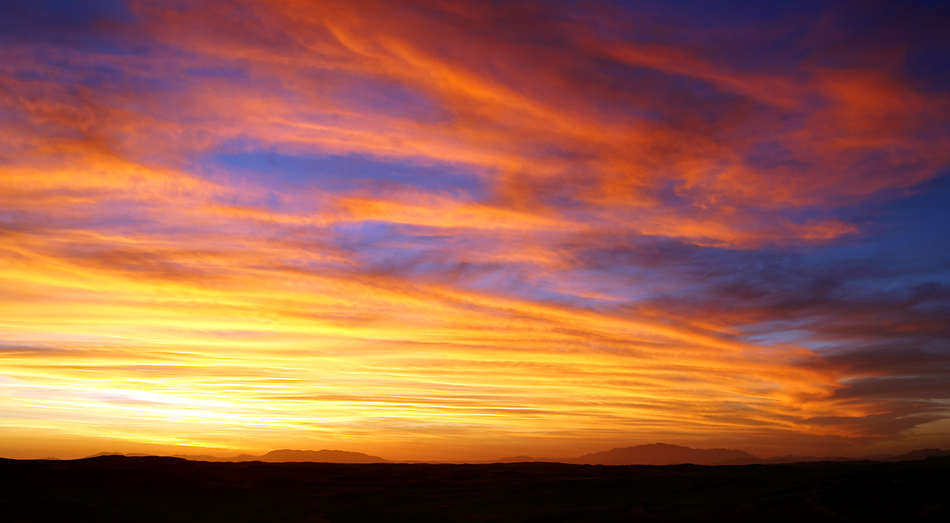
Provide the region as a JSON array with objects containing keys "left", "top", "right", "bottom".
[{"left": 1, "top": 0, "right": 948, "bottom": 459}]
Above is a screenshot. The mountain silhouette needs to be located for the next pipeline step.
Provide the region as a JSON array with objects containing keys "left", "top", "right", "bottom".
[
  {"left": 494, "top": 444, "right": 950, "bottom": 466},
  {"left": 82, "top": 444, "right": 950, "bottom": 465},
  {"left": 570, "top": 443, "right": 758, "bottom": 465},
  {"left": 257, "top": 449, "right": 387, "bottom": 463},
  {"left": 719, "top": 448, "right": 950, "bottom": 465},
  {"left": 882, "top": 448, "right": 950, "bottom": 462},
  {"left": 132, "top": 449, "right": 387, "bottom": 463},
  {"left": 492, "top": 455, "right": 560, "bottom": 463},
  {"left": 493, "top": 444, "right": 757, "bottom": 465},
  {"left": 717, "top": 454, "right": 851, "bottom": 465}
]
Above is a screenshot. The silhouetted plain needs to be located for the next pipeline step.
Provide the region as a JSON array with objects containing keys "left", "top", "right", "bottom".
[{"left": 1, "top": 455, "right": 947, "bottom": 522}]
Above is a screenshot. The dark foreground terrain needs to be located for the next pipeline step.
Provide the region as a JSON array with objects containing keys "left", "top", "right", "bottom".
[{"left": 1, "top": 456, "right": 947, "bottom": 522}]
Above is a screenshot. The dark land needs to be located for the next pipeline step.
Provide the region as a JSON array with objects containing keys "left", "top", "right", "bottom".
[{"left": 2, "top": 455, "right": 948, "bottom": 522}]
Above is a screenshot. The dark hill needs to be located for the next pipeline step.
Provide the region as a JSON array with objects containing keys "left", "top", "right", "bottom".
[
  {"left": 258, "top": 449, "right": 387, "bottom": 463},
  {"left": 884, "top": 448, "right": 950, "bottom": 462},
  {"left": 492, "top": 455, "right": 561, "bottom": 463},
  {"left": 163, "top": 449, "right": 387, "bottom": 463},
  {"left": 571, "top": 443, "right": 758, "bottom": 465}
]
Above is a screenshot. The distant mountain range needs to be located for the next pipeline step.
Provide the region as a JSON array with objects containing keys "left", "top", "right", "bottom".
[
  {"left": 577, "top": 443, "right": 757, "bottom": 465},
  {"left": 494, "top": 443, "right": 950, "bottom": 466},
  {"left": 717, "top": 447, "right": 950, "bottom": 466},
  {"left": 89, "top": 449, "right": 388, "bottom": 463},
  {"left": 494, "top": 443, "right": 755, "bottom": 465},
  {"left": 85, "top": 444, "right": 950, "bottom": 466}
]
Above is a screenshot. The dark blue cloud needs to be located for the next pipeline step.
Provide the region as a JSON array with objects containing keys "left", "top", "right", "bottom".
[
  {"left": 553, "top": 173, "right": 950, "bottom": 416},
  {"left": 0, "top": 0, "right": 136, "bottom": 51},
  {"left": 207, "top": 152, "right": 488, "bottom": 197}
]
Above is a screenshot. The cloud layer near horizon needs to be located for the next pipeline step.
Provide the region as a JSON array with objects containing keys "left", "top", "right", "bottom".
[{"left": 1, "top": 0, "right": 949, "bottom": 459}]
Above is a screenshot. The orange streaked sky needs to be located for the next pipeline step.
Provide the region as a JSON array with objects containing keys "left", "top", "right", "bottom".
[{"left": 1, "top": 0, "right": 949, "bottom": 460}]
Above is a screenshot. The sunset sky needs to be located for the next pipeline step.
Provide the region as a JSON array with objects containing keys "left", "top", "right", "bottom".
[{"left": 2, "top": 0, "right": 949, "bottom": 461}]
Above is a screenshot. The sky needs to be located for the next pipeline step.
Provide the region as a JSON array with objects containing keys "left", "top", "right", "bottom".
[{"left": 1, "top": 0, "right": 949, "bottom": 461}]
